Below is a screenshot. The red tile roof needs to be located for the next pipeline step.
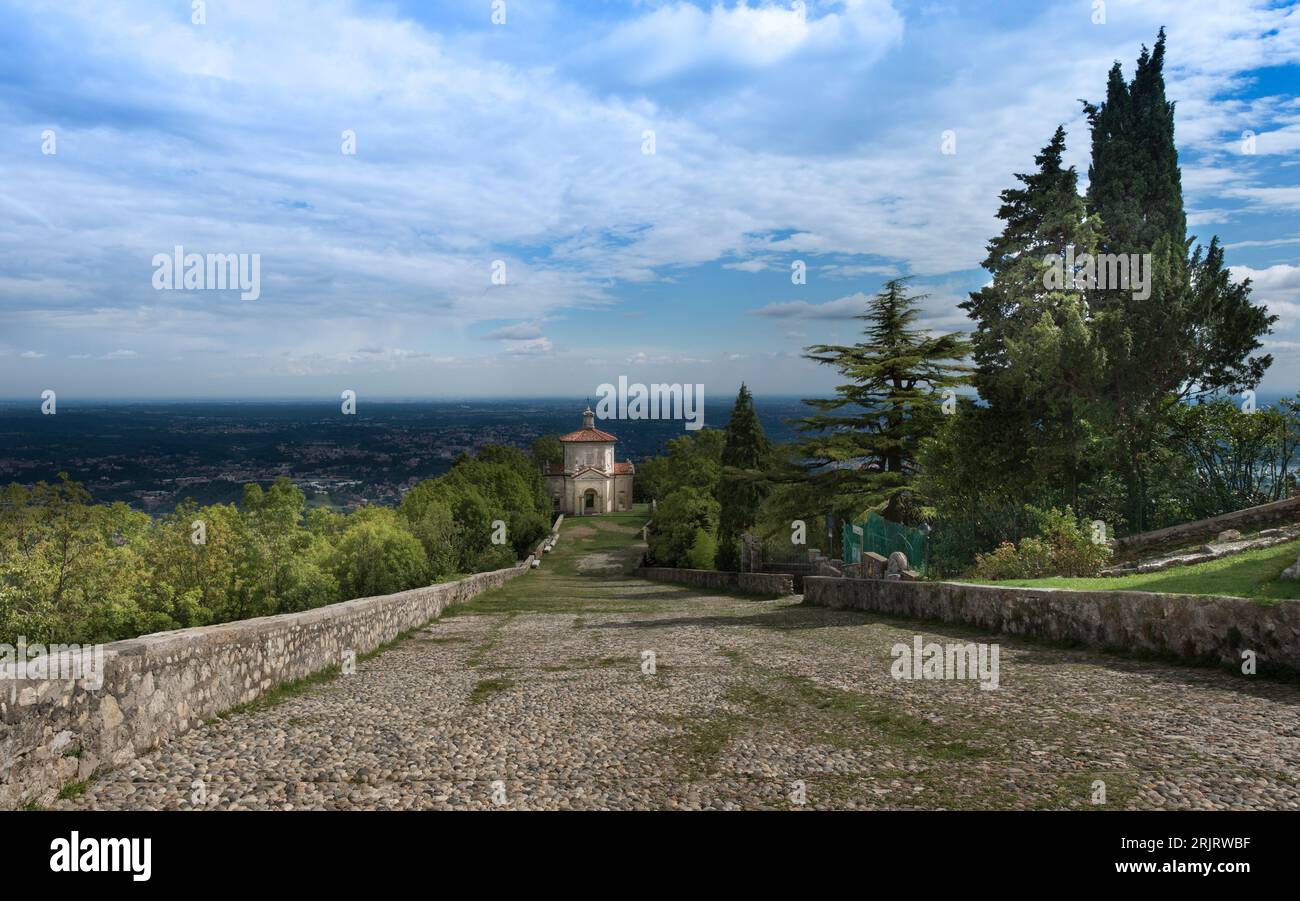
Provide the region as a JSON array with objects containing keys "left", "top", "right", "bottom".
[
  {"left": 558, "top": 426, "right": 618, "bottom": 443},
  {"left": 612, "top": 461, "right": 634, "bottom": 474}
]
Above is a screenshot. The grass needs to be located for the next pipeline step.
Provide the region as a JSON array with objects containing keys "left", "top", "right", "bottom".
[
  {"left": 210, "top": 664, "right": 341, "bottom": 721},
  {"left": 467, "top": 676, "right": 514, "bottom": 704},
  {"left": 966, "top": 537, "right": 1300, "bottom": 601},
  {"left": 358, "top": 627, "right": 419, "bottom": 662},
  {"left": 57, "top": 778, "right": 92, "bottom": 801},
  {"left": 446, "top": 506, "right": 657, "bottom": 617}
]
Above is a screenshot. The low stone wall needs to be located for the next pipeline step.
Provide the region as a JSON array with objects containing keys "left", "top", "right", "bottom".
[
  {"left": 0, "top": 562, "right": 532, "bottom": 809},
  {"left": 1114, "top": 495, "right": 1300, "bottom": 558},
  {"left": 635, "top": 567, "right": 794, "bottom": 596},
  {"left": 803, "top": 577, "right": 1300, "bottom": 675}
]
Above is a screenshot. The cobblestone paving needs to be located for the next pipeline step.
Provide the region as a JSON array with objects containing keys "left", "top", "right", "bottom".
[{"left": 57, "top": 512, "right": 1300, "bottom": 810}]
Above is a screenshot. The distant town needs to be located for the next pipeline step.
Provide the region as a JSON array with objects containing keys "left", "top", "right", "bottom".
[{"left": 0, "top": 397, "right": 804, "bottom": 512}]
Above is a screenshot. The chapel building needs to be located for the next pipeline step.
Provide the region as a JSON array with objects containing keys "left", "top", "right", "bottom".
[{"left": 543, "top": 407, "right": 634, "bottom": 515}]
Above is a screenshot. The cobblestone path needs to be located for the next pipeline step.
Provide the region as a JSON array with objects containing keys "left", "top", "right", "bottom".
[{"left": 58, "top": 511, "right": 1300, "bottom": 810}]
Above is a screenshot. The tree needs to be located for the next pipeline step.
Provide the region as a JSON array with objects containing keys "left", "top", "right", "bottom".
[
  {"left": 530, "top": 435, "right": 564, "bottom": 468},
  {"left": 407, "top": 498, "right": 462, "bottom": 580},
  {"left": 647, "top": 490, "right": 719, "bottom": 568},
  {"left": 331, "top": 509, "right": 429, "bottom": 599},
  {"left": 1168, "top": 397, "right": 1300, "bottom": 517},
  {"left": 960, "top": 127, "right": 1104, "bottom": 510},
  {"left": 795, "top": 278, "right": 970, "bottom": 518},
  {"left": 1082, "top": 30, "right": 1275, "bottom": 529},
  {"left": 686, "top": 528, "right": 718, "bottom": 570},
  {"left": 636, "top": 429, "right": 725, "bottom": 503},
  {"left": 716, "top": 384, "right": 771, "bottom": 571}
]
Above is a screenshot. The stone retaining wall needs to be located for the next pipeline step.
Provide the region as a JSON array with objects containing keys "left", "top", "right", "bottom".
[
  {"left": 803, "top": 577, "right": 1300, "bottom": 675},
  {"left": 1114, "top": 495, "right": 1300, "bottom": 558},
  {"left": 635, "top": 567, "right": 794, "bottom": 596},
  {"left": 0, "top": 562, "right": 532, "bottom": 809}
]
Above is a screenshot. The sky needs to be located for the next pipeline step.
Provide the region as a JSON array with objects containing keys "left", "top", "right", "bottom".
[{"left": 0, "top": 0, "right": 1298, "bottom": 400}]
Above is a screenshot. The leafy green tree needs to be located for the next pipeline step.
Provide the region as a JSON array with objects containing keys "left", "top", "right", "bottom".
[
  {"left": 0, "top": 477, "right": 152, "bottom": 644},
  {"left": 1168, "top": 397, "right": 1300, "bottom": 517},
  {"left": 407, "top": 498, "right": 462, "bottom": 580},
  {"left": 685, "top": 528, "right": 718, "bottom": 570},
  {"left": 476, "top": 444, "right": 550, "bottom": 516},
  {"left": 636, "top": 429, "right": 725, "bottom": 503},
  {"left": 647, "top": 490, "right": 720, "bottom": 568},
  {"left": 530, "top": 435, "right": 564, "bottom": 468},
  {"left": 716, "top": 384, "right": 771, "bottom": 571},
  {"left": 508, "top": 510, "right": 550, "bottom": 559},
  {"left": 331, "top": 509, "right": 429, "bottom": 599}
]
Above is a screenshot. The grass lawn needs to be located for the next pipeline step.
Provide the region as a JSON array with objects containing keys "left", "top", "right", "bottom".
[
  {"left": 962, "top": 538, "right": 1300, "bottom": 602},
  {"left": 442, "top": 504, "right": 662, "bottom": 617}
]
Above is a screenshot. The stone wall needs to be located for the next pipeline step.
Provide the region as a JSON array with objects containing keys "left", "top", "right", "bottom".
[
  {"left": 1113, "top": 495, "right": 1300, "bottom": 558},
  {"left": 635, "top": 567, "right": 794, "bottom": 596},
  {"left": 803, "top": 577, "right": 1300, "bottom": 675},
  {"left": 0, "top": 562, "right": 532, "bottom": 809}
]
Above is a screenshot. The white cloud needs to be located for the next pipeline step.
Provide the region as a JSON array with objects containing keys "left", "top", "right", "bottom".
[
  {"left": 483, "top": 321, "right": 546, "bottom": 341},
  {"left": 750, "top": 293, "right": 870, "bottom": 319},
  {"left": 1232, "top": 263, "right": 1300, "bottom": 327},
  {"left": 1, "top": 0, "right": 1298, "bottom": 393},
  {"left": 504, "top": 338, "right": 553, "bottom": 356},
  {"left": 576, "top": 0, "right": 904, "bottom": 84}
]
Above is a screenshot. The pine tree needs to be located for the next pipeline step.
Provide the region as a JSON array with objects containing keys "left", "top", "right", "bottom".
[
  {"left": 960, "top": 126, "right": 1103, "bottom": 509},
  {"left": 795, "top": 278, "right": 969, "bottom": 518},
  {"left": 716, "top": 384, "right": 771, "bottom": 571},
  {"left": 1083, "top": 29, "right": 1274, "bottom": 529}
]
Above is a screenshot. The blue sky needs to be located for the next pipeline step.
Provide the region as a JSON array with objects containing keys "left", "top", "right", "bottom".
[{"left": 0, "top": 0, "right": 1298, "bottom": 399}]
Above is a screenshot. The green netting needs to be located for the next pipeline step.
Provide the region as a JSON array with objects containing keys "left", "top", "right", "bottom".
[{"left": 843, "top": 512, "right": 927, "bottom": 571}]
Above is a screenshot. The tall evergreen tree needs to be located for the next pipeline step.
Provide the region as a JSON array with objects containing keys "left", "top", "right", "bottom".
[
  {"left": 1083, "top": 29, "right": 1274, "bottom": 529},
  {"left": 716, "top": 383, "right": 771, "bottom": 571},
  {"left": 960, "top": 126, "right": 1104, "bottom": 510},
  {"left": 795, "top": 278, "right": 969, "bottom": 519}
]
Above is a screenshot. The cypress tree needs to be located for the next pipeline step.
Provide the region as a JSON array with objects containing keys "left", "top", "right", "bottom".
[
  {"left": 716, "top": 383, "right": 771, "bottom": 571},
  {"left": 1083, "top": 29, "right": 1274, "bottom": 529}
]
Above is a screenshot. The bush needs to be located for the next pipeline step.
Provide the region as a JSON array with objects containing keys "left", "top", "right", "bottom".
[
  {"left": 685, "top": 528, "right": 718, "bottom": 570},
  {"left": 331, "top": 512, "right": 429, "bottom": 599},
  {"left": 927, "top": 504, "right": 1048, "bottom": 577},
  {"left": 408, "top": 499, "right": 462, "bottom": 580},
  {"left": 508, "top": 510, "right": 551, "bottom": 559},
  {"left": 472, "top": 543, "right": 517, "bottom": 573},
  {"left": 971, "top": 507, "right": 1110, "bottom": 580},
  {"left": 647, "top": 489, "right": 720, "bottom": 567}
]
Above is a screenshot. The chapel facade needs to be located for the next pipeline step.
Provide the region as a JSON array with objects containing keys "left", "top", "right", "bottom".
[{"left": 543, "top": 407, "right": 635, "bottom": 515}]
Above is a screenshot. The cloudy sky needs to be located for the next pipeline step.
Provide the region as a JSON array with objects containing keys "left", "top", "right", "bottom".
[{"left": 0, "top": 0, "right": 1297, "bottom": 399}]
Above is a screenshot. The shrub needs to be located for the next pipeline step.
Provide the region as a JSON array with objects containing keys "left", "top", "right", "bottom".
[
  {"left": 331, "top": 513, "right": 429, "bottom": 598},
  {"left": 508, "top": 510, "right": 551, "bottom": 559},
  {"left": 971, "top": 507, "right": 1110, "bottom": 580},
  {"left": 685, "top": 528, "right": 718, "bottom": 570},
  {"left": 647, "top": 489, "right": 720, "bottom": 567}
]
